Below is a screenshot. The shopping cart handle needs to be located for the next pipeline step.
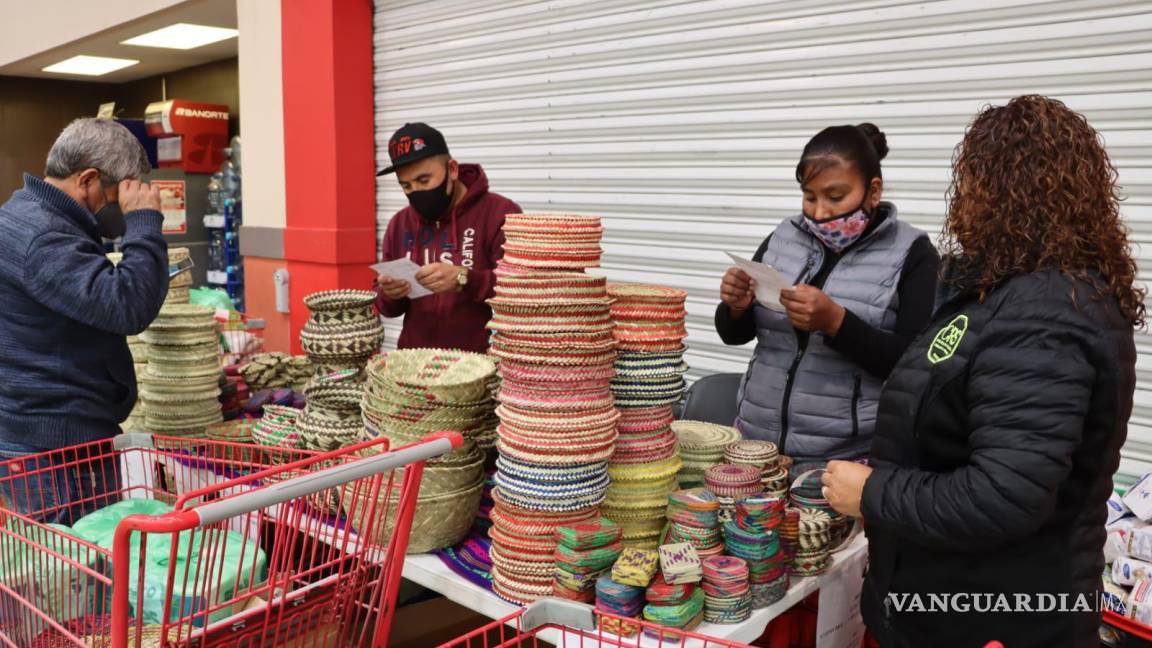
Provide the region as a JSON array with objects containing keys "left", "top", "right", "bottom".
[
  {"left": 520, "top": 598, "right": 597, "bottom": 633},
  {"left": 191, "top": 433, "right": 460, "bottom": 525}
]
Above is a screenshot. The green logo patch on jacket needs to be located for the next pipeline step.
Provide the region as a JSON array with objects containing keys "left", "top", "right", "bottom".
[{"left": 928, "top": 315, "right": 969, "bottom": 364}]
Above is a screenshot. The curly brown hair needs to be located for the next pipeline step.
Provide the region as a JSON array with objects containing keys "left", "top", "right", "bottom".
[{"left": 942, "top": 95, "right": 1145, "bottom": 327}]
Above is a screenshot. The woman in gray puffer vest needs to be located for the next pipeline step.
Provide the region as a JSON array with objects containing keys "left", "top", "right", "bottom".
[{"left": 716, "top": 124, "right": 939, "bottom": 466}]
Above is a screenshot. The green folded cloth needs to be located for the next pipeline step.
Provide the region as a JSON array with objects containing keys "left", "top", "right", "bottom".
[
  {"left": 556, "top": 518, "right": 623, "bottom": 551},
  {"left": 644, "top": 587, "right": 705, "bottom": 627},
  {"left": 555, "top": 540, "right": 623, "bottom": 575}
]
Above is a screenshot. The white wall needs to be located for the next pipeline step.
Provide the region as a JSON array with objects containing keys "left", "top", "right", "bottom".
[
  {"left": 236, "top": 0, "right": 285, "bottom": 229},
  {"left": 0, "top": 0, "right": 186, "bottom": 67}
]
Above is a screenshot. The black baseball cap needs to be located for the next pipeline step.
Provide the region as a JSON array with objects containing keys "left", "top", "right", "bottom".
[{"left": 377, "top": 122, "right": 450, "bottom": 176}]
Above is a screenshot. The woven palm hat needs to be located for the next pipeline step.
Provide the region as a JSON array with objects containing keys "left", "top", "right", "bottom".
[
  {"left": 147, "top": 303, "right": 217, "bottom": 329},
  {"left": 611, "top": 427, "right": 679, "bottom": 465},
  {"left": 487, "top": 307, "right": 615, "bottom": 333},
  {"left": 489, "top": 341, "right": 617, "bottom": 368},
  {"left": 504, "top": 212, "right": 602, "bottom": 229},
  {"left": 675, "top": 421, "right": 741, "bottom": 456},
  {"left": 608, "top": 456, "right": 683, "bottom": 484},
  {"left": 497, "top": 381, "right": 615, "bottom": 411},
  {"left": 502, "top": 214, "right": 604, "bottom": 249},
  {"left": 497, "top": 426, "right": 617, "bottom": 465},
  {"left": 139, "top": 372, "right": 220, "bottom": 396},
  {"left": 492, "top": 273, "right": 608, "bottom": 304},
  {"left": 494, "top": 476, "right": 609, "bottom": 512},
  {"left": 617, "top": 405, "right": 676, "bottom": 432},
  {"left": 498, "top": 358, "right": 616, "bottom": 385},
  {"left": 145, "top": 341, "right": 219, "bottom": 362},
  {"left": 495, "top": 402, "right": 620, "bottom": 431},
  {"left": 492, "top": 567, "right": 554, "bottom": 605},
  {"left": 500, "top": 247, "right": 603, "bottom": 271},
  {"left": 608, "top": 283, "right": 687, "bottom": 305},
  {"left": 725, "top": 440, "right": 780, "bottom": 471},
  {"left": 490, "top": 492, "right": 600, "bottom": 535}
]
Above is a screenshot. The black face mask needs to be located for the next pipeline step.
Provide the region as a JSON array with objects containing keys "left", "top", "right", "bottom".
[
  {"left": 94, "top": 201, "right": 126, "bottom": 239},
  {"left": 407, "top": 169, "right": 454, "bottom": 221}
]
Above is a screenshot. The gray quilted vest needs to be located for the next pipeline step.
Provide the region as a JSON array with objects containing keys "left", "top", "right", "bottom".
[{"left": 736, "top": 203, "right": 926, "bottom": 462}]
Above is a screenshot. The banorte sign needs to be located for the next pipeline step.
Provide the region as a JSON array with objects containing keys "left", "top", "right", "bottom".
[{"left": 145, "top": 100, "right": 229, "bottom": 173}]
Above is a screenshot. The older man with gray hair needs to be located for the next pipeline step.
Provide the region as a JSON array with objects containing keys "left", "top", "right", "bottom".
[{"left": 0, "top": 117, "right": 168, "bottom": 523}]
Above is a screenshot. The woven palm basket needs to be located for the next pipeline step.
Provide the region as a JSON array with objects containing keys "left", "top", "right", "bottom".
[
  {"left": 300, "top": 319, "right": 385, "bottom": 357},
  {"left": 344, "top": 475, "right": 484, "bottom": 553},
  {"left": 303, "top": 289, "right": 378, "bottom": 325}
]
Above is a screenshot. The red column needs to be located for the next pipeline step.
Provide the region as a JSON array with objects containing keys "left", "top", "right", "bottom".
[{"left": 281, "top": 0, "right": 377, "bottom": 353}]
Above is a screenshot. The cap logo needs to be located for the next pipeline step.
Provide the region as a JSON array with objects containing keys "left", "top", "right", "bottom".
[
  {"left": 413, "top": 138, "right": 426, "bottom": 151},
  {"left": 389, "top": 135, "right": 413, "bottom": 159}
]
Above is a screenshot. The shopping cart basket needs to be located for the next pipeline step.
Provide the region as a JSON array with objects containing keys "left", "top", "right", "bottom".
[
  {"left": 441, "top": 599, "right": 753, "bottom": 648},
  {"left": 0, "top": 430, "right": 461, "bottom": 647}
]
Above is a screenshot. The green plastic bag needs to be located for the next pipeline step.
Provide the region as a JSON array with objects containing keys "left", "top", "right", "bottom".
[
  {"left": 73, "top": 499, "right": 267, "bottom": 626},
  {"left": 0, "top": 521, "right": 102, "bottom": 642},
  {"left": 189, "top": 287, "right": 237, "bottom": 311}
]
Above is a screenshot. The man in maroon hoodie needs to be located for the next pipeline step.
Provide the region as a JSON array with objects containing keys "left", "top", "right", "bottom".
[{"left": 375, "top": 123, "right": 520, "bottom": 352}]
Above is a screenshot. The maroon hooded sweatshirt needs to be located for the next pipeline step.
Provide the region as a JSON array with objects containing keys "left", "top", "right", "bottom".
[{"left": 375, "top": 163, "right": 520, "bottom": 353}]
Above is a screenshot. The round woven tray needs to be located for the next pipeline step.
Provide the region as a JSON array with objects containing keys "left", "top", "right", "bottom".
[{"left": 372, "top": 350, "right": 495, "bottom": 405}]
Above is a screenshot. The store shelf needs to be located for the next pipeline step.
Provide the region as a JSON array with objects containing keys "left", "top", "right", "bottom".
[{"left": 402, "top": 534, "right": 867, "bottom": 646}]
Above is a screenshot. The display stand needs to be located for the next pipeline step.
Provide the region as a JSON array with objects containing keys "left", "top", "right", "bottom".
[{"left": 401, "top": 534, "right": 868, "bottom": 646}]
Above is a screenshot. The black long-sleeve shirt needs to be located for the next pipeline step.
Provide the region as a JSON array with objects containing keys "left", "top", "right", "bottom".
[{"left": 715, "top": 213, "right": 940, "bottom": 379}]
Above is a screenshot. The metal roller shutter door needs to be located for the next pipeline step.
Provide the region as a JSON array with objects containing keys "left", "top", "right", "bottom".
[{"left": 373, "top": 0, "right": 1152, "bottom": 479}]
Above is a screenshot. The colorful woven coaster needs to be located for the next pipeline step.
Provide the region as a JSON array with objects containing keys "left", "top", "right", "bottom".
[
  {"left": 611, "top": 548, "right": 660, "bottom": 587},
  {"left": 667, "top": 488, "right": 721, "bottom": 529},
  {"left": 659, "top": 542, "right": 703, "bottom": 585},
  {"left": 555, "top": 518, "right": 623, "bottom": 551},
  {"left": 555, "top": 541, "right": 624, "bottom": 575},
  {"left": 646, "top": 573, "right": 697, "bottom": 606}
]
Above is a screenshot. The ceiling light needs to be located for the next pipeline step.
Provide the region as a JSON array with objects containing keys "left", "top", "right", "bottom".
[
  {"left": 122, "top": 23, "right": 238, "bottom": 50},
  {"left": 42, "top": 56, "right": 139, "bottom": 76}
]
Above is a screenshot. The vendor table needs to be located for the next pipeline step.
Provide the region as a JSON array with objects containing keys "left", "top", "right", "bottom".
[{"left": 402, "top": 533, "right": 868, "bottom": 647}]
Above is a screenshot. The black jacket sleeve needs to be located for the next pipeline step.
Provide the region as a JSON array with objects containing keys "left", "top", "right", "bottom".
[
  {"left": 715, "top": 235, "right": 772, "bottom": 345},
  {"left": 25, "top": 210, "right": 169, "bottom": 336},
  {"left": 825, "top": 236, "right": 940, "bottom": 378},
  {"left": 859, "top": 303, "right": 1096, "bottom": 551}
]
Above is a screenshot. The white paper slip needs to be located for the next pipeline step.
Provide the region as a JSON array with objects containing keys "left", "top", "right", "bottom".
[
  {"left": 726, "top": 252, "right": 790, "bottom": 312},
  {"left": 371, "top": 258, "right": 433, "bottom": 299}
]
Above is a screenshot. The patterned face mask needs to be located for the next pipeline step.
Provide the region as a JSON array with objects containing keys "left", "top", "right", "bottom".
[{"left": 802, "top": 196, "right": 872, "bottom": 253}]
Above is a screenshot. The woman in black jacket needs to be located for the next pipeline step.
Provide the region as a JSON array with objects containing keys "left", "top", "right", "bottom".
[{"left": 822, "top": 95, "right": 1144, "bottom": 647}]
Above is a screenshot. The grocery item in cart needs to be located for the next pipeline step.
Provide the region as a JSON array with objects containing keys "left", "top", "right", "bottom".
[
  {"left": 0, "top": 521, "right": 100, "bottom": 645},
  {"left": 72, "top": 499, "right": 267, "bottom": 626}
]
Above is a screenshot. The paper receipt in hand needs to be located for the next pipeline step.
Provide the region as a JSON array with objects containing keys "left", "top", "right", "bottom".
[
  {"left": 371, "top": 258, "right": 433, "bottom": 299},
  {"left": 726, "top": 252, "right": 790, "bottom": 312}
]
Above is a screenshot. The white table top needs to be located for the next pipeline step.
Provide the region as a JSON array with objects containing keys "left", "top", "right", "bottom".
[{"left": 402, "top": 533, "right": 868, "bottom": 646}]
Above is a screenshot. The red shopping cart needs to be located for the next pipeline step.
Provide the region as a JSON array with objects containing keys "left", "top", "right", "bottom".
[
  {"left": 441, "top": 599, "right": 753, "bottom": 648},
  {"left": 0, "top": 430, "right": 460, "bottom": 647}
]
